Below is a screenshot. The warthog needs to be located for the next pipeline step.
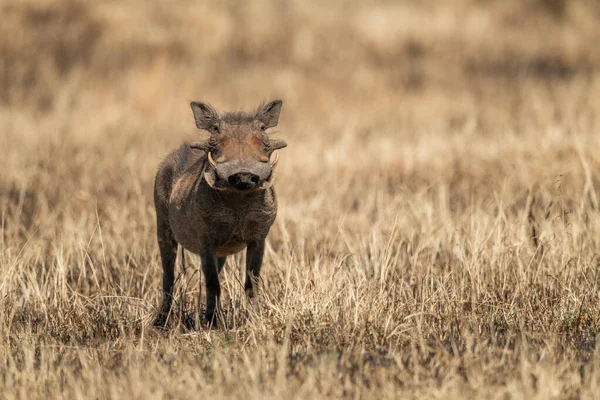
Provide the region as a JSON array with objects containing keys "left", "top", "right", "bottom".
[{"left": 153, "top": 100, "right": 287, "bottom": 327}]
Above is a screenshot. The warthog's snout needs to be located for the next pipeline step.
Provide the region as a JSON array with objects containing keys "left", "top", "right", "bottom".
[{"left": 228, "top": 172, "right": 260, "bottom": 190}]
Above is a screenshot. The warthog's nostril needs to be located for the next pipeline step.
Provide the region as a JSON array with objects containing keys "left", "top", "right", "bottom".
[{"left": 228, "top": 173, "right": 260, "bottom": 190}]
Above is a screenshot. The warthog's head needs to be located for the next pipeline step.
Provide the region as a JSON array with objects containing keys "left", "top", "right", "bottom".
[{"left": 189, "top": 100, "right": 287, "bottom": 193}]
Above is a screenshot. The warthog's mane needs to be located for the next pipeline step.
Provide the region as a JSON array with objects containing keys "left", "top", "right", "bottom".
[
  {"left": 219, "top": 103, "right": 267, "bottom": 125},
  {"left": 220, "top": 111, "right": 259, "bottom": 125}
]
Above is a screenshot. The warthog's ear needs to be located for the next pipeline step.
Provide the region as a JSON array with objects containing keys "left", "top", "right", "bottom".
[
  {"left": 190, "top": 101, "right": 219, "bottom": 130},
  {"left": 270, "top": 139, "right": 287, "bottom": 150},
  {"left": 258, "top": 100, "right": 283, "bottom": 128}
]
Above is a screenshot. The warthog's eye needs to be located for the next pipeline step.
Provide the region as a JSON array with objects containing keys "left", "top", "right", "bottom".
[
  {"left": 260, "top": 124, "right": 266, "bottom": 131},
  {"left": 212, "top": 125, "right": 220, "bottom": 134}
]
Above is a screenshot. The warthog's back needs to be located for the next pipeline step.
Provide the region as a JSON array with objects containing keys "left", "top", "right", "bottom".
[{"left": 154, "top": 143, "right": 203, "bottom": 211}]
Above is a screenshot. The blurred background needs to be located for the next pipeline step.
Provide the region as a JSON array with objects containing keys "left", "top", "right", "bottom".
[
  {"left": 1, "top": 0, "right": 600, "bottom": 239},
  {"left": 2, "top": 3, "right": 600, "bottom": 397},
  {"left": 2, "top": 0, "right": 599, "bottom": 128}
]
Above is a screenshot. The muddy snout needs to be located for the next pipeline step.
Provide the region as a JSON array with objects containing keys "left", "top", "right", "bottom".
[{"left": 228, "top": 172, "right": 260, "bottom": 190}]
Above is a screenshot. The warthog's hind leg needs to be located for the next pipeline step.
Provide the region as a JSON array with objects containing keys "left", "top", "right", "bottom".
[
  {"left": 245, "top": 239, "right": 265, "bottom": 298},
  {"left": 153, "top": 223, "right": 178, "bottom": 328}
]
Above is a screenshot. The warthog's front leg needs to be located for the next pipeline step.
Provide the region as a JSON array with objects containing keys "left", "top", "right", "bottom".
[
  {"left": 200, "top": 246, "right": 221, "bottom": 326},
  {"left": 245, "top": 239, "right": 266, "bottom": 298}
]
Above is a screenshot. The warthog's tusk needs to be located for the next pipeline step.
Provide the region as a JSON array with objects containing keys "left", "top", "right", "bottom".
[
  {"left": 270, "top": 152, "right": 279, "bottom": 168},
  {"left": 207, "top": 152, "right": 218, "bottom": 170}
]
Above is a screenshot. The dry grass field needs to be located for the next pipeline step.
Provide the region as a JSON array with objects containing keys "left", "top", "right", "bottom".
[{"left": 2, "top": 0, "right": 600, "bottom": 398}]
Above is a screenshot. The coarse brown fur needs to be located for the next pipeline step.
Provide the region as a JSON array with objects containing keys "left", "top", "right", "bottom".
[{"left": 153, "top": 100, "right": 287, "bottom": 327}]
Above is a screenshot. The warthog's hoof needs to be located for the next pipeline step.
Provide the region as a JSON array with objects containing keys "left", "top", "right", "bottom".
[
  {"left": 180, "top": 313, "right": 196, "bottom": 331},
  {"left": 153, "top": 313, "right": 169, "bottom": 329},
  {"left": 205, "top": 310, "right": 225, "bottom": 329},
  {"left": 205, "top": 313, "right": 218, "bottom": 328},
  {"left": 245, "top": 287, "right": 257, "bottom": 299}
]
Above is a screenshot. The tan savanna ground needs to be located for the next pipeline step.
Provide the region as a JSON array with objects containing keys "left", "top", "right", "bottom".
[{"left": 2, "top": 0, "right": 600, "bottom": 398}]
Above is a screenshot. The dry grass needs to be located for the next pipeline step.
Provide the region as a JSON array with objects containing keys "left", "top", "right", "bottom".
[{"left": 2, "top": 0, "right": 600, "bottom": 398}]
